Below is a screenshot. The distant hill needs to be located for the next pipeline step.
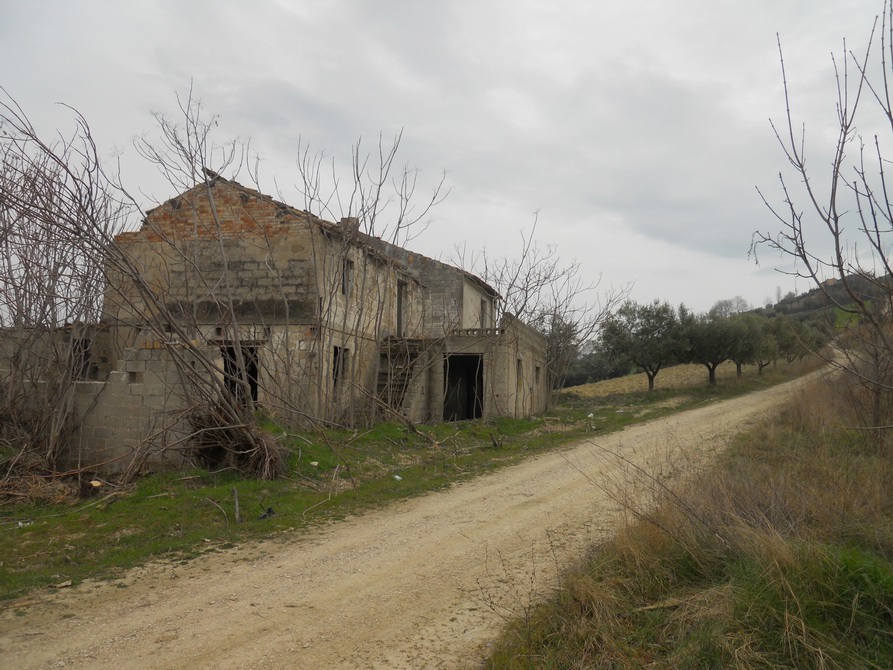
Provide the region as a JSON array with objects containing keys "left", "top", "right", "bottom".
[
  {"left": 752, "top": 274, "right": 892, "bottom": 323},
  {"left": 564, "top": 275, "right": 887, "bottom": 389}
]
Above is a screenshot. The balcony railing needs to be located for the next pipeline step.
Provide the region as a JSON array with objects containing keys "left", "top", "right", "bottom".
[{"left": 450, "top": 327, "right": 502, "bottom": 337}]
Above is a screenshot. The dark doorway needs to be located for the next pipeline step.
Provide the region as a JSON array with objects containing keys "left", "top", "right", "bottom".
[
  {"left": 443, "top": 354, "right": 483, "bottom": 421},
  {"left": 222, "top": 345, "right": 259, "bottom": 405},
  {"left": 71, "top": 338, "right": 92, "bottom": 380}
]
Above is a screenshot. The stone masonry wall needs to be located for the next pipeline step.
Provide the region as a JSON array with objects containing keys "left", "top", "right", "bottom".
[
  {"left": 360, "top": 236, "right": 481, "bottom": 337},
  {"left": 491, "top": 314, "right": 549, "bottom": 418},
  {"left": 106, "top": 178, "right": 321, "bottom": 328}
]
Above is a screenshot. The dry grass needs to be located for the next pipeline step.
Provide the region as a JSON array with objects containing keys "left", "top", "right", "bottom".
[
  {"left": 568, "top": 361, "right": 749, "bottom": 397},
  {"left": 485, "top": 371, "right": 893, "bottom": 669}
]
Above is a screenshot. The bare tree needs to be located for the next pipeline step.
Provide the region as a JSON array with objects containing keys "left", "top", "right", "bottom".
[
  {"left": 752, "top": 3, "right": 893, "bottom": 436},
  {"left": 0, "top": 93, "right": 134, "bottom": 477},
  {"left": 127, "top": 98, "right": 453, "bottom": 437},
  {"left": 0, "top": 90, "right": 291, "bottom": 480},
  {"left": 458, "top": 218, "right": 629, "bottom": 395},
  {"left": 288, "top": 128, "right": 452, "bottom": 426},
  {"left": 708, "top": 296, "right": 751, "bottom": 320},
  {"left": 0, "top": 82, "right": 553, "bottom": 486},
  {"left": 294, "top": 131, "right": 449, "bottom": 247}
]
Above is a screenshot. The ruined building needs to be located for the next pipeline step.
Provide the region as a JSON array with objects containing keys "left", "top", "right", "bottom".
[
  {"left": 0, "top": 175, "right": 549, "bottom": 473},
  {"left": 31, "top": 175, "right": 549, "bottom": 472}
]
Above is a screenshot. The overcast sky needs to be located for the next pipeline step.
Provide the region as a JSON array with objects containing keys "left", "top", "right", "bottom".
[{"left": 0, "top": 0, "right": 883, "bottom": 312}]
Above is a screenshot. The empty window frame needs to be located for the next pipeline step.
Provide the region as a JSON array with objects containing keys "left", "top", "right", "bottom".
[
  {"left": 342, "top": 258, "right": 355, "bottom": 297},
  {"left": 397, "top": 280, "right": 407, "bottom": 336},
  {"left": 333, "top": 345, "right": 350, "bottom": 391},
  {"left": 222, "top": 345, "right": 259, "bottom": 405}
]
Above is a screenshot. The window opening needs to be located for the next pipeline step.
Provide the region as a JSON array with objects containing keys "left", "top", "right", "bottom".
[
  {"left": 397, "top": 280, "right": 407, "bottom": 336},
  {"left": 516, "top": 358, "right": 524, "bottom": 414},
  {"left": 333, "top": 346, "right": 349, "bottom": 391},
  {"left": 342, "top": 258, "right": 354, "bottom": 296}
]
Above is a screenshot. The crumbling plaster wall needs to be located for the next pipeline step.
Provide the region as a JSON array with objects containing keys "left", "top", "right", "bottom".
[{"left": 492, "top": 315, "right": 549, "bottom": 418}]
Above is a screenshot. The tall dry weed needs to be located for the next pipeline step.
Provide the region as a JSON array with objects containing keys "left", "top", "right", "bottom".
[{"left": 486, "top": 372, "right": 893, "bottom": 668}]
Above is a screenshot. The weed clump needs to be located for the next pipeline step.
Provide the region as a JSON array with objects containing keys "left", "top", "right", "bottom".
[{"left": 189, "top": 404, "right": 287, "bottom": 480}]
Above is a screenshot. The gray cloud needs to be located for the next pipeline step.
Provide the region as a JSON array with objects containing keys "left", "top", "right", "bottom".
[{"left": 0, "top": 0, "right": 883, "bottom": 312}]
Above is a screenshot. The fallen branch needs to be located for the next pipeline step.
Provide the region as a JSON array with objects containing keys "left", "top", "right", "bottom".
[
  {"left": 206, "top": 497, "right": 229, "bottom": 526},
  {"left": 232, "top": 487, "right": 241, "bottom": 523}
]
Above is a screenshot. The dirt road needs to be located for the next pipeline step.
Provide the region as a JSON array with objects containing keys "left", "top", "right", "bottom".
[{"left": 0, "top": 372, "right": 821, "bottom": 669}]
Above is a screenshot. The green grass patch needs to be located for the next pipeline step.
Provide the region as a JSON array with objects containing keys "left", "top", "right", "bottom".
[{"left": 835, "top": 303, "right": 866, "bottom": 329}]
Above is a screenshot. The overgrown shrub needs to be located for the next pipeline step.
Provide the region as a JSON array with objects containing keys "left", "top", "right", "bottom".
[{"left": 189, "top": 404, "right": 287, "bottom": 480}]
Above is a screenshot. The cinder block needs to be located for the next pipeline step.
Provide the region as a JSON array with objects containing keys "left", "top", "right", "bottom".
[
  {"left": 108, "top": 370, "right": 128, "bottom": 384},
  {"left": 141, "top": 395, "right": 172, "bottom": 410},
  {"left": 138, "top": 383, "right": 169, "bottom": 398},
  {"left": 93, "top": 426, "right": 119, "bottom": 440}
]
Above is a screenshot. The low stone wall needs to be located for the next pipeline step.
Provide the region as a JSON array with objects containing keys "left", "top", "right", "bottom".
[{"left": 64, "top": 347, "right": 206, "bottom": 475}]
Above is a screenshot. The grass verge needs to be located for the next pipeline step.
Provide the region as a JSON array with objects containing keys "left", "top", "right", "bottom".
[
  {"left": 484, "top": 368, "right": 893, "bottom": 669},
  {"left": 0, "top": 360, "right": 814, "bottom": 602}
]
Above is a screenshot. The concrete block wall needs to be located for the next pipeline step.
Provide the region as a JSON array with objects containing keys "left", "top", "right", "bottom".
[
  {"left": 492, "top": 315, "right": 549, "bottom": 417},
  {"left": 96, "top": 177, "right": 547, "bottom": 432},
  {"left": 361, "top": 235, "right": 474, "bottom": 337},
  {"left": 65, "top": 347, "right": 207, "bottom": 474}
]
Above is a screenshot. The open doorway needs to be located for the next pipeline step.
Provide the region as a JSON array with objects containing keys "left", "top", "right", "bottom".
[
  {"left": 222, "top": 345, "right": 259, "bottom": 406},
  {"left": 443, "top": 354, "right": 483, "bottom": 421}
]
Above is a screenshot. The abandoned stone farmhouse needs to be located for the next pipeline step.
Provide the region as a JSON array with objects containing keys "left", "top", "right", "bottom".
[{"left": 5, "top": 176, "right": 548, "bottom": 473}]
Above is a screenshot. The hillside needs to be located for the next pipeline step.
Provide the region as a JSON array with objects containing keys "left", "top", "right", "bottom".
[
  {"left": 565, "top": 361, "right": 742, "bottom": 397},
  {"left": 759, "top": 273, "right": 892, "bottom": 321}
]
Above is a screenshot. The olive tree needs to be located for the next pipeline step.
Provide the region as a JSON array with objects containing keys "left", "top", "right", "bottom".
[
  {"left": 600, "top": 300, "right": 681, "bottom": 391},
  {"left": 728, "top": 314, "right": 770, "bottom": 378},
  {"left": 680, "top": 309, "right": 736, "bottom": 386}
]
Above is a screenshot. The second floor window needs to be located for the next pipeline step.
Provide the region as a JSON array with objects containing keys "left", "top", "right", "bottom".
[
  {"left": 480, "top": 298, "right": 490, "bottom": 328},
  {"left": 342, "top": 258, "right": 354, "bottom": 297},
  {"left": 397, "top": 280, "right": 407, "bottom": 336}
]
